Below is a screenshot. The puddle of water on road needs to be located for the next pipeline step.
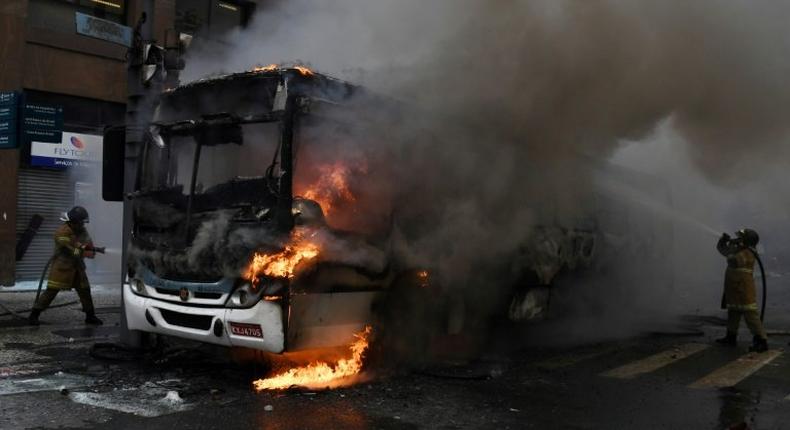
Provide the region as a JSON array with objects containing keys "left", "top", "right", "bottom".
[
  {"left": 0, "top": 372, "right": 94, "bottom": 396},
  {"left": 68, "top": 380, "right": 195, "bottom": 418}
]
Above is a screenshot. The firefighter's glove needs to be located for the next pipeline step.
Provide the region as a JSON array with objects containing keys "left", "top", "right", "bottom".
[{"left": 80, "top": 244, "right": 96, "bottom": 259}]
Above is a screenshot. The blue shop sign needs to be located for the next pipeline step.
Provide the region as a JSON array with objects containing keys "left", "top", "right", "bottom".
[
  {"left": 75, "top": 12, "right": 132, "bottom": 47},
  {"left": 0, "top": 104, "right": 17, "bottom": 121},
  {"left": 0, "top": 119, "right": 17, "bottom": 134},
  {"left": 0, "top": 92, "right": 19, "bottom": 106},
  {"left": 0, "top": 91, "right": 19, "bottom": 149}
]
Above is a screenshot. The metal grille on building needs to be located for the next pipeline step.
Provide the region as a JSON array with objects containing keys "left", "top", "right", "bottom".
[{"left": 15, "top": 166, "right": 74, "bottom": 281}]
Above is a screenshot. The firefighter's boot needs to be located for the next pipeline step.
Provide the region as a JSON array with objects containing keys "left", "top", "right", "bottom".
[
  {"left": 716, "top": 332, "right": 737, "bottom": 346},
  {"left": 749, "top": 336, "right": 768, "bottom": 353},
  {"left": 85, "top": 312, "right": 103, "bottom": 326},
  {"left": 28, "top": 309, "right": 41, "bottom": 326}
]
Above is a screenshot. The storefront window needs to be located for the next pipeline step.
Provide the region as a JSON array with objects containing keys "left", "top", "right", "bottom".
[
  {"left": 77, "top": 0, "right": 125, "bottom": 16},
  {"left": 175, "top": 0, "right": 252, "bottom": 39},
  {"left": 175, "top": 0, "right": 211, "bottom": 36},
  {"left": 28, "top": 0, "right": 126, "bottom": 33}
]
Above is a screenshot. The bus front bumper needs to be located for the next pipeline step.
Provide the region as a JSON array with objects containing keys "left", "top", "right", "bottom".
[{"left": 123, "top": 284, "right": 285, "bottom": 353}]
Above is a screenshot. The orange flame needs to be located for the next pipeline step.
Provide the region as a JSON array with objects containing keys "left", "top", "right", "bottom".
[
  {"left": 244, "top": 240, "right": 319, "bottom": 283},
  {"left": 300, "top": 162, "right": 358, "bottom": 215},
  {"left": 417, "top": 270, "right": 430, "bottom": 287},
  {"left": 294, "top": 65, "right": 315, "bottom": 76},
  {"left": 252, "top": 64, "right": 279, "bottom": 73},
  {"left": 253, "top": 326, "right": 372, "bottom": 391}
]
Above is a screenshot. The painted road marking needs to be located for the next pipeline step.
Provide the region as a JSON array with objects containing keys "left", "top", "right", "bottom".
[
  {"left": 689, "top": 350, "right": 782, "bottom": 389},
  {"left": 601, "top": 343, "right": 710, "bottom": 379}
]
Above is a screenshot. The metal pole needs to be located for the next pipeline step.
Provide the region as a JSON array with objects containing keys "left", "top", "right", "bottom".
[
  {"left": 276, "top": 96, "right": 296, "bottom": 232},
  {"left": 120, "top": 0, "right": 155, "bottom": 347},
  {"left": 184, "top": 141, "right": 203, "bottom": 244}
]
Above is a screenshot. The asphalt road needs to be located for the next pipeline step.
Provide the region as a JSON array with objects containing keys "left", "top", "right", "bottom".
[{"left": 2, "top": 286, "right": 790, "bottom": 429}]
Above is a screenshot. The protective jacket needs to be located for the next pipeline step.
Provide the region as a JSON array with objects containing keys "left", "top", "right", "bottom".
[
  {"left": 717, "top": 238, "right": 757, "bottom": 307},
  {"left": 46, "top": 223, "right": 93, "bottom": 290}
]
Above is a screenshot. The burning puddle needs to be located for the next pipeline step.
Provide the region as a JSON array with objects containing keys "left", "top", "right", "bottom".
[
  {"left": 253, "top": 326, "right": 373, "bottom": 391},
  {"left": 68, "top": 380, "right": 194, "bottom": 418}
]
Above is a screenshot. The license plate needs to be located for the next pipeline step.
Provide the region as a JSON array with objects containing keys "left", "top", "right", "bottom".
[{"left": 229, "top": 322, "right": 263, "bottom": 338}]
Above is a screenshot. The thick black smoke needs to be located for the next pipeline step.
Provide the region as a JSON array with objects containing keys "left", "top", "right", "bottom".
[{"left": 180, "top": 1, "right": 790, "bottom": 339}]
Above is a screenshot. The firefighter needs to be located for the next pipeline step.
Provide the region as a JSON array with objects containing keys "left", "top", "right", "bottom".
[
  {"left": 28, "top": 206, "right": 103, "bottom": 326},
  {"left": 715, "top": 228, "right": 767, "bottom": 352}
]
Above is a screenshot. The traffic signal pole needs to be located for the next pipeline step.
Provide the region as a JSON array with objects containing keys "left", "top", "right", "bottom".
[{"left": 120, "top": 1, "right": 155, "bottom": 347}]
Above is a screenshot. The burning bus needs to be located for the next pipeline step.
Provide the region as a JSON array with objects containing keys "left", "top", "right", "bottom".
[
  {"left": 102, "top": 66, "right": 672, "bottom": 360},
  {"left": 102, "top": 67, "right": 411, "bottom": 354}
]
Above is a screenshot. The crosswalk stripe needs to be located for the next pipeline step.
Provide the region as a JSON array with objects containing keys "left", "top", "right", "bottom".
[
  {"left": 601, "top": 343, "right": 709, "bottom": 379},
  {"left": 689, "top": 350, "right": 782, "bottom": 389}
]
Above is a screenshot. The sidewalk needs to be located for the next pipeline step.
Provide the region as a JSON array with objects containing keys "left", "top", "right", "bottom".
[
  {"left": 0, "top": 282, "right": 122, "bottom": 325},
  {"left": 0, "top": 281, "right": 123, "bottom": 293}
]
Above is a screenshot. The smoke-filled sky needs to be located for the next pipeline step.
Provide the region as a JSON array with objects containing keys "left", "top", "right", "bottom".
[
  {"left": 184, "top": 1, "right": 790, "bottom": 178},
  {"left": 181, "top": 1, "right": 790, "bottom": 329}
]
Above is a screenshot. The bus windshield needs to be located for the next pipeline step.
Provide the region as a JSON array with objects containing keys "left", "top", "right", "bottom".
[{"left": 138, "top": 122, "right": 282, "bottom": 197}]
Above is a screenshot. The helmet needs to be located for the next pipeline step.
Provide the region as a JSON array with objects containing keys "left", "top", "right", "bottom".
[
  {"left": 61, "top": 206, "right": 90, "bottom": 224},
  {"left": 736, "top": 228, "right": 759, "bottom": 247}
]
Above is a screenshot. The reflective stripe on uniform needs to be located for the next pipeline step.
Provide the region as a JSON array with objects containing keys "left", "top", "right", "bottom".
[
  {"left": 728, "top": 303, "right": 758, "bottom": 311},
  {"left": 46, "top": 280, "right": 71, "bottom": 288},
  {"left": 733, "top": 268, "right": 753, "bottom": 273}
]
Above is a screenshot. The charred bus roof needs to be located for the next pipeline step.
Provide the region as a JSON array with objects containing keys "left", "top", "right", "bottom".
[{"left": 157, "top": 68, "right": 361, "bottom": 123}]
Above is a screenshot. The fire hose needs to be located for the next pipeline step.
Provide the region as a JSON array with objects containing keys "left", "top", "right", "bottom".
[
  {"left": 28, "top": 245, "right": 106, "bottom": 318},
  {"left": 33, "top": 255, "right": 56, "bottom": 306},
  {"left": 0, "top": 256, "right": 58, "bottom": 321},
  {"left": 749, "top": 248, "right": 768, "bottom": 322}
]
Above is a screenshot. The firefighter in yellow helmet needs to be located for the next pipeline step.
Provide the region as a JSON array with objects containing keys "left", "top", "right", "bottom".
[
  {"left": 715, "top": 228, "right": 767, "bottom": 352},
  {"left": 28, "top": 206, "right": 103, "bottom": 326}
]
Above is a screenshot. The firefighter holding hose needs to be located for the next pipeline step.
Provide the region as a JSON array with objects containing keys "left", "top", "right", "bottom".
[
  {"left": 28, "top": 206, "right": 104, "bottom": 326},
  {"left": 715, "top": 228, "right": 768, "bottom": 352}
]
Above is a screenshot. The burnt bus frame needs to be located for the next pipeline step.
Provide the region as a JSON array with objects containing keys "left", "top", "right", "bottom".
[
  {"left": 116, "top": 70, "right": 377, "bottom": 351},
  {"left": 137, "top": 98, "right": 300, "bottom": 348}
]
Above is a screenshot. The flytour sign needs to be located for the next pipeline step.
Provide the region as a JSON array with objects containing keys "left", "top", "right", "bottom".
[{"left": 31, "top": 132, "right": 102, "bottom": 168}]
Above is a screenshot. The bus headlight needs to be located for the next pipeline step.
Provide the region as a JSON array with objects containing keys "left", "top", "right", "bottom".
[
  {"left": 226, "top": 280, "right": 284, "bottom": 308},
  {"left": 130, "top": 278, "right": 148, "bottom": 296}
]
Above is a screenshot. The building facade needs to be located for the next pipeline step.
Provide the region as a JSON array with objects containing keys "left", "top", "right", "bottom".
[{"left": 0, "top": 0, "right": 256, "bottom": 285}]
